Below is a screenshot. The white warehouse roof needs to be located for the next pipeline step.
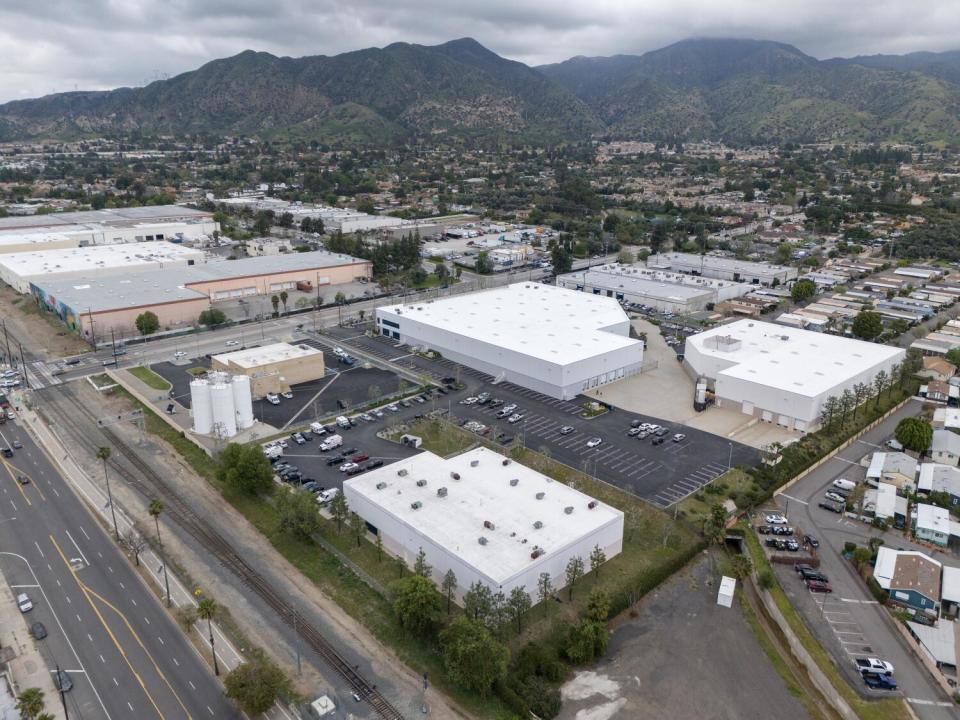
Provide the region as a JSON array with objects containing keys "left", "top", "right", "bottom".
[
  {"left": 378, "top": 282, "right": 640, "bottom": 364},
  {"left": 213, "top": 342, "right": 322, "bottom": 369},
  {"left": 0, "top": 240, "right": 204, "bottom": 278},
  {"left": 344, "top": 447, "right": 623, "bottom": 586},
  {"left": 687, "top": 320, "right": 904, "bottom": 399}
]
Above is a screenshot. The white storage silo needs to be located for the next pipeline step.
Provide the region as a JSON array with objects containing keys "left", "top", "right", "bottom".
[
  {"left": 232, "top": 375, "right": 255, "bottom": 429},
  {"left": 190, "top": 379, "right": 213, "bottom": 435},
  {"left": 209, "top": 380, "right": 238, "bottom": 438}
]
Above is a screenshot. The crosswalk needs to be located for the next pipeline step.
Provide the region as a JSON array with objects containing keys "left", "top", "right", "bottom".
[{"left": 29, "top": 361, "right": 62, "bottom": 389}]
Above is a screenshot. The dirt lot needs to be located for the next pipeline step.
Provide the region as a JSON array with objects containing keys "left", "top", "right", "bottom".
[
  {"left": 0, "top": 283, "right": 90, "bottom": 359},
  {"left": 557, "top": 551, "right": 810, "bottom": 720}
]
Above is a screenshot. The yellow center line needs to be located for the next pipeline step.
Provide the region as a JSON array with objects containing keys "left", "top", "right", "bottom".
[
  {"left": 4, "top": 462, "right": 47, "bottom": 502},
  {"left": 1, "top": 458, "right": 32, "bottom": 506},
  {"left": 49, "top": 534, "right": 169, "bottom": 720}
]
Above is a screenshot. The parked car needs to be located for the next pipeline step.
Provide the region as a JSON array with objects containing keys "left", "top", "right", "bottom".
[
  {"left": 651, "top": 436, "right": 665, "bottom": 445},
  {"left": 824, "top": 491, "right": 846, "bottom": 504},
  {"left": 16, "top": 474, "right": 29, "bottom": 485},
  {"left": 31, "top": 622, "right": 47, "bottom": 639},
  {"left": 326, "top": 455, "right": 345, "bottom": 466},
  {"left": 805, "top": 579, "right": 833, "bottom": 593},
  {"left": 489, "top": 399, "right": 503, "bottom": 407},
  {"left": 654, "top": 427, "right": 670, "bottom": 437},
  {"left": 756, "top": 525, "right": 772, "bottom": 534},
  {"left": 352, "top": 454, "right": 369, "bottom": 463},
  {"left": 281, "top": 391, "right": 293, "bottom": 400},
  {"left": 855, "top": 657, "right": 894, "bottom": 676},
  {"left": 559, "top": 426, "right": 574, "bottom": 435},
  {"left": 53, "top": 671, "right": 73, "bottom": 693},
  {"left": 17, "top": 593, "right": 33, "bottom": 612},
  {"left": 339, "top": 462, "right": 359, "bottom": 473},
  {"left": 819, "top": 500, "right": 844, "bottom": 513},
  {"left": 803, "top": 534, "right": 820, "bottom": 548},
  {"left": 627, "top": 428, "right": 641, "bottom": 437},
  {"left": 672, "top": 433, "right": 686, "bottom": 442},
  {"left": 862, "top": 673, "right": 897, "bottom": 691},
  {"left": 266, "top": 393, "right": 280, "bottom": 405},
  {"left": 12, "top": 439, "right": 22, "bottom": 449},
  {"left": 460, "top": 397, "right": 478, "bottom": 405},
  {"left": 317, "top": 488, "right": 340, "bottom": 505},
  {"left": 507, "top": 414, "right": 524, "bottom": 424},
  {"left": 364, "top": 459, "right": 384, "bottom": 470},
  {"left": 502, "top": 404, "right": 517, "bottom": 414},
  {"left": 586, "top": 437, "right": 602, "bottom": 448},
  {"left": 765, "top": 513, "right": 788, "bottom": 525}
]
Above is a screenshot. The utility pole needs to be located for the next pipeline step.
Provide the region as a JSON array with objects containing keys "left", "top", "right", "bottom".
[
  {"left": 1, "top": 320, "right": 11, "bottom": 366},
  {"left": 87, "top": 308, "right": 96, "bottom": 348},
  {"left": 110, "top": 328, "right": 118, "bottom": 360},
  {"left": 293, "top": 603, "right": 302, "bottom": 676}
]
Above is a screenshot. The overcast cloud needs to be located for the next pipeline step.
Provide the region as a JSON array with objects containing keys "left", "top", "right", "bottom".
[{"left": 0, "top": 0, "right": 957, "bottom": 102}]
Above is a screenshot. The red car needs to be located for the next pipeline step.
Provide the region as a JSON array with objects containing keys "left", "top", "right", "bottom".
[
  {"left": 351, "top": 453, "right": 369, "bottom": 463},
  {"left": 806, "top": 579, "right": 833, "bottom": 593}
]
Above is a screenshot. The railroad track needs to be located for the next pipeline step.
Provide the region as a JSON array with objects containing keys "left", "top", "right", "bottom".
[{"left": 37, "top": 385, "right": 405, "bottom": 720}]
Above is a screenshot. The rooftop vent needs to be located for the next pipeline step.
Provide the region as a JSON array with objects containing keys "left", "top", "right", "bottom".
[
  {"left": 533, "top": 520, "right": 543, "bottom": 529},
  {"left": 410, "top": 501, "right": 422, "bottom": 510},
  {"left": 483, "top": 520, "right": 495, "bottom": 530},
  {"left": 375, "top": 482, "right": 387, "bottom": 490},
  {"left": 397, "top": 469, "right": 408, "bottom": 477},
  {"left": 564, "top": 506, "right": 574, "bottom": 515},
  {"left": 536, "top": 492, "right": 545, "bottom": 500},
  {"left": 502, "top": 459, "right": 511, "bottom": 466},
  {"left": 509, "top": 478, "right": 519, "bottom": 487},
  {"left": 530, "top": 548, "right": 544, "bottom": 559},
  {"left": 470, "top": 460, "right": 479, "bottom": 467},
  {"left": 416, "top": 479, "right": 427, "bottom": 487},
  {"left": 588, "top": 501, "right": 599, "bottom": 510},
  {"left": 437, "top": 487, "right": 448, "bottom": 498},
  {"left": 478, "top": 536, "right": 488, "bottom": 546},
  {"left": 450, "top": 472, "right": 461, "bottom": 481}
]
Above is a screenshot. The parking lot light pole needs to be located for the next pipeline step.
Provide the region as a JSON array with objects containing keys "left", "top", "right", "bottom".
[{"left": 728, "top": 442, "right": 733, "bottom": 470}]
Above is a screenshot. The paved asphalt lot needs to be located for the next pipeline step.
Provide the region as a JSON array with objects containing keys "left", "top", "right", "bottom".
[
  {"left": 0, "top": 416, "right": 236, "bottom": 719},
  {"left": 768, "top": 399, "right": 956, "bottom": 719},
  {"left": 318, "top": 328, "right": 759, "bottom": 508},
  {"left": 558, "top": 551, "right": 809, "bottom": 720}
]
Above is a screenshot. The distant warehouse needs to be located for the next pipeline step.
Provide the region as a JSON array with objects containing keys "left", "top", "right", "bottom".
[
  {"left": 650, "top": 252, "right": 798, "bottom": 287},
  {"left": 558, "top": 263, "right": 750, "bottom": 313},
  {"left": 685, "top": 320, "right": 904, "bottom": 432},
  {"left": 375, "top": 283, "right": 644, "bottom": 400}
]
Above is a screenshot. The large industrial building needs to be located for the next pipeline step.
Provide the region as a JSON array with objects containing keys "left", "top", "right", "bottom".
[
  {"left": 375, "top": 283, "right": 644, "bottom": 400},
  {"left": 0, "top": 241, "right": 206, "bottom": 292},
  {"left": 0, "top": 205, "right": 217, "bottom": 251},
  {"left": 650, "top": 252, "right": 798, "bottom": 287},
  {"left": 30, "top": 250, "right": 371, "bottom": 341},
  {"left": 343, "top": 447, "right": 624, "bottom": 601},
  {"left": 215, "top": 197, "right": 404, "bottom": 234},
  {"left": 211, "top": 342, "right": 325, "bottom": 397},
  {"left": 557, "top": 263, "right": 750, "bottom": 313},
  {"left": 685, "top": 320, "right": 905, "bottom": 431}
]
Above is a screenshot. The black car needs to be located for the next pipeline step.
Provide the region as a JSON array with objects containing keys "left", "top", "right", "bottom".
[
  {"left": 364, "top": 459, "right": 384, "bottom": 470},
  {"left": 326, "top": 455, "right": 345, "bottom": 466},
  {"left": 803, "top": 534, "right": 820, "bottom": 548},
  {"left": 630, "top": 419, "right": 642, "bottom": 428},
  {"left": 31, "top": 622, "right": 47, "bottom": 639},
  {"left": 436, "top": 387, "right": 447, "bottom": 395},
  {"left": 442, "top": 376, "right": 456, "bottom": 384},
  {"left": 499, "top": 435, "right": 514, "bottom": 445},
  {"left": 2, "top": 448, "right": 12, "bottom": 457},
  {"left": 342, "top": 447, "right": 358, "bottom": 456},
  {"left": 651, "top": 436, "right": 665, "bottom": 445},
  {"left": 489, "top": 398, "right": 502, "bottom": 407},
  {"left": 756, "top": 525, "right": 772, "bottom": 534},
  {"left": 765, "top": 538, "right": 780, "bottom": 548}
]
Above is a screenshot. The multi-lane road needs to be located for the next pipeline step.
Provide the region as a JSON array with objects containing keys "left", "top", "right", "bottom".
[{"left": 0, "top": 415, "right": 237, "bottom": 719}]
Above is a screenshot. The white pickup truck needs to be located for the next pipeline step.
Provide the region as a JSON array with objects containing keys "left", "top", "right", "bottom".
[{"left": 854, "top": 657, "right": 894, "bottom": 676}]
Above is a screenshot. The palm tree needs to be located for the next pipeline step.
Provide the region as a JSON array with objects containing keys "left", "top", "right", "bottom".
[
  {"left": 16, "top": 687, "right": 45, "bottom": 720},
  {"left": 198, "top": 597, "right": 219, "bottom": 676},
  {"left": 270, "top": 294, "right": 280, "bottom": 316},
  {"left": 279, "top": 290, "right": 289, "bottom": 314},
  {"left": 149, "top": 499, "right": 171, "bottom": 607},
  {"left": 96, "top": 447, "right": 119, "bottom": 541}
]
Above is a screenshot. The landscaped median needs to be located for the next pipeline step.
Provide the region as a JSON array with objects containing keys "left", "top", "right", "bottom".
[
  {"left": 127, "top": 365, "right": 172, "bottom": 391},
  {"left": 741, "top": 525, "right": 911, "bottom": 720}
]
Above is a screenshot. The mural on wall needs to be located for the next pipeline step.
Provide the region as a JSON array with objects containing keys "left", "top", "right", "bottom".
[{"left": 29, "top": 283, "right": 81, "bottom": 332}]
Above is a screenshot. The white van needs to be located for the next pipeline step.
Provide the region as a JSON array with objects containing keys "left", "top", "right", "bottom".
[
  {"left": 320, "top": 434, "right": 343, "bottom": 452},
  {"left": 832, "top": 478, "right": 856, "bottom": 494},
  {"left": 310, "top": 421, "right": 326, "bottom": 436},
  {"left": 336, "top": 416, "right": 351, "bottom": 429},
  {"left": 317, "top": 488, "right": 340, "bottom": 506}
]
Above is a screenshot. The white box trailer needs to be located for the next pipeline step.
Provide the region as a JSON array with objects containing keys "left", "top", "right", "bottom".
[{"left": 717, "top": 575, "right": 736, "bottom": 608}]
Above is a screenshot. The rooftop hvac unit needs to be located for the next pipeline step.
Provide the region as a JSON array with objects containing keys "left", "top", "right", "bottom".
[
  {"left": 397, "top": 469, "right": 408, "bottom": 477},
  {"left": 483, "top": 520, "right": 495, "bottom": 530},
  {"left": 416, "top": 479, "right": 427, "bottom": 487},
  {"left": 536, "top": 492, "right": 545, "bottom": 500},
  {"left": 410, "top": 501, "right": 423, "bottom": 510},
  {"left": 564, "top": 506, "right": 574, "bottom": 515},
  {"left": 509, "top": 478, "right": 519, "bottom": 487},
  {"left": 437, "top": 487, "right": 448, "bottom": 498},
  {"left": 588, "top": 501, "right": 599, "bottom": 510},
  {"left": 478, "top": 536, "right": 488, "bottom": 545},
  {"left": 502, "top": 458, "right": 511, "bottom": 466},
  {"left": 533, "top": 520, "right": 543, "bottom": 529},
  {"left": 530, "top": 548, "right": 544, "bottom": 559},
  {"left": 376, "top": 482, "right": 387, "bottom": 490},
  {"left": 450, "top": 472, "right": 461, "bottom": 480},
  {"left": 470, "top": 460, "right": 479, "bottom": 467}
]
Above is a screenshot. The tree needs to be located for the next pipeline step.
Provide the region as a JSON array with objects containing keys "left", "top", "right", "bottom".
[
  {"left": 585, "top": 589, "right": 610, "bottom": 623},
  {"left": 224, "top": 657, "right": 290, "bottom": 715},
  {"left": 649, "top": 222, "right": 668, "bottom": 254},
  {"left": 729, "top": 554, "right": 753, "bottom": 580},
  {"left": 439, "top": 617, "right": 508, "bottom": 696},
  {"left": 490, "top": 590, "right": 507, "bottom": 632},
  {"left": 135, "top": 311, "right": 160, "bottom": 336},
  {"left": 873, "top": 370, "right": 888, "bottom": 409},
  {"left": 96, "top": 446, "right": 119, "bottom": 541},
  {"left": 537, "top": 572, "right": 553, "bottom": 613},
  {"left": 852, "top": 382, "right": 870, "bottom": 419},
  {"left": 350, "top": 512, "right": 364, "bottom": 547},
  {"left": 16, "top": 688, "right": 46, "bottom": 720},
  {"left": 564, "top": 619, "right": 608, "bottom": 664},
  {"left": 198, "top": 308, "right": 227, "bottom": 326},
  {"left": 550, "top": 242, "right": 573, "bottom": 274},
  {"left": 375, "top": 532, "right": 384, "bottom": 562},
  {"left": 507, "top": 586, "right": 532, "bottom": 634},
  {"left": 851, "top": 310, "right": 883, "bottom": 340},
  {"left": 216, "top": 443, "right": 273, "bottom": 495},
  {"left": 198, "top": 597, "right": 220, "bottom": 675},
  {"left": 270, "top": 294, "right": 280, "bottom": 316},
  {"left": 120, "top": 528, "right": 147, "bottom": 566},
  {"left": 335, "top": 291, "right": 346, "bottom": 305},
  {"left": 435, "top": 263, "right": 450, "bottom": 282},
  {"left": 149, "top": 499, "right": 171, "bottom": 607},
  {"left": 944, "top": 348, "right": 960, "bottom": 368},
  {"left": 589, "top": 544, "right": 606, "bottom": 578},
  {"left": 393, "top": 575, "right": 444, "bottom": 638},
  {"left": 564, "top": 556, "right": 585, "bottom": 600},
  {"left": 895, "top": 417, "right": 932, "bottom": 455},
  {"left": 329, "top": 491, "right": 349, "bottom": 533},
  {"left": 790, "top": 278, "right": 816, "bottom": 303},
  {"left": 463, "top": 581, "right": 494, "bottom": 624},
  {"left": 617, "top": 249, "right": 634, "bottom": 265},
  {"left": 279, "top": 290, "right": 289, "bottom": 314},
  {"left": 474, "top": 251, "right": 493, "bottom": 275},
  {"left": 838, "top": 388, "right": 855, "bottom": 427},
  {"left": 276, "top": 489, "right": 321, "bottom": 540},
  {"left": 413, "top": 546, "right": 432, "bottom": 579},
  {"left": 441, "top": 569, "right": 458, "bottom": 616}
]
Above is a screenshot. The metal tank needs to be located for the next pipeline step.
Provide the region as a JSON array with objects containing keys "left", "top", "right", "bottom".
[
  {"left": 190, "top": 379, "right": 213, "bottom": 434},
  {"left": 209, "top": 379, "right": 238, "bottom": 438},
  {"left": 231, "top": 374, "right": 255, "bottom": 429}
]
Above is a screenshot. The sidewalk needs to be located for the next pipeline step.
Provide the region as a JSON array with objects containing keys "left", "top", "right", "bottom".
[{"left": 17, "top": 399, "right": 299, "bottom": 720}]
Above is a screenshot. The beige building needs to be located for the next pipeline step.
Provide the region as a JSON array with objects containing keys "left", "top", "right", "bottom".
[{"left": 211, "top": 342, "right": 325, "bottom": 397}]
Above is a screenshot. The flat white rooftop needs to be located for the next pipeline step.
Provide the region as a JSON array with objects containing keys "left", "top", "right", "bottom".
[
  {"left": 688, "top": 319, "right": 904, "bottom": 397},
  {"left": 0, "top": 240, "right": 204, "bottom": 277},
  {"left": 214, "top": 342, "right": 322, "bottom": 369},
  {"left": 379, "top": 282, "right": 640, "bottom": 364},
  {"left": 345, "top": 447, "right": 623, "bottom": 584}
]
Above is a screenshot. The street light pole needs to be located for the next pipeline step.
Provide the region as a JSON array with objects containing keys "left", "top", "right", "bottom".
[{"left": 728, "top": 442, "right": 733, "bottom": 470}]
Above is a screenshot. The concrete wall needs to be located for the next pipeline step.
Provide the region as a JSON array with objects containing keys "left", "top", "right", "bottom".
[
  {"left": 72, "top": 297, "right": 210, "bottom": 340},
  {"left": 191, "top": 261, "right": 371, "bottom": 300}
]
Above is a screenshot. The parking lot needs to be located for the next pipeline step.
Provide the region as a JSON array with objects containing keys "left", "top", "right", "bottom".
[{"left": 320, "top": 328, "right": 759, "bottom": 508}]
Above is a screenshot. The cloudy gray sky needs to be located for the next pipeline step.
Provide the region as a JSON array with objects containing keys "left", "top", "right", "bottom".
[{"left": 0, "top": 0, "right": 957, "bottom": 102}]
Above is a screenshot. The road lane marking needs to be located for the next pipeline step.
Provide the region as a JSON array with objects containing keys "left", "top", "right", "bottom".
[
  {"left": 79, "top": 526, "right": 90, "bottom": 540},
  {"left": 10, "top": 583, "right": 39, "bottom": 588},
  {"left": 2, "top": 460, "right": 32, "bottom": 506},
  {"left": 65, "top": 530, "right": 89, "bottom": 567},
  {"left": 49, "top": 534, "right": 176, "bottom": 720},
  {"left": 780, "top": 493, "right": 808, "bottom": 505},
  {"left": 34, "top": 541, "right": 44, "bottom": 558}
]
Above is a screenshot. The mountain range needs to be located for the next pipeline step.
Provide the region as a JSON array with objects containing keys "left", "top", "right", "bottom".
[{"left": 1, "top": 37, "right": 959, "bottom": 146}]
